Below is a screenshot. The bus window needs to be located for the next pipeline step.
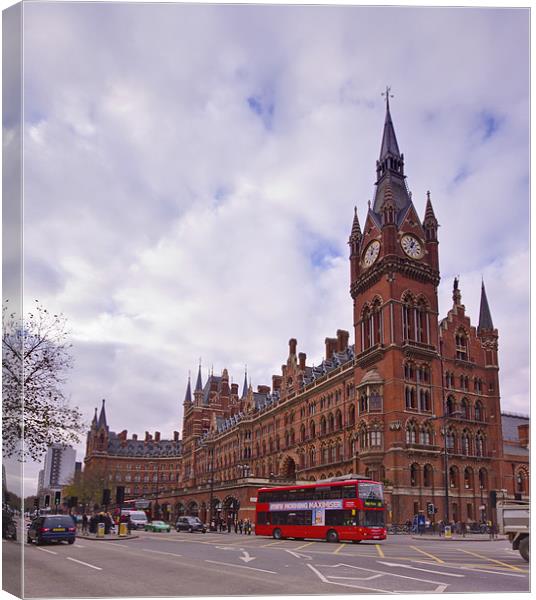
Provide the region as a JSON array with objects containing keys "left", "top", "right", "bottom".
[
  {"left": 341, "top": 485, "right": 357, "bottom": 498},
  {"left": 358, "top": 482, "right": 383, "bottom": 501},
  {"left": 256, "top": 512, "right": 268, "bottom": 525},
  {"left": 325, "top": 510, "right": 356, "bottom": 526},
  {"left": 362, "top": 510, "right": 385, "bottom": 527}
]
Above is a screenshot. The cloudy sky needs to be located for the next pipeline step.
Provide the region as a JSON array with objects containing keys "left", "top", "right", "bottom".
[{"left": 6, "top": 3, "right": 530, "bottom": 494}]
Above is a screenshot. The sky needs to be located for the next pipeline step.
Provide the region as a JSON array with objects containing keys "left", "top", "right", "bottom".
[{"left": 3, "top": 3, "right": 530, "bottom": 494}]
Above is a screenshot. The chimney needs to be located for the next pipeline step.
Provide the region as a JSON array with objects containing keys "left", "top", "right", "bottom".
[
  {"left": 272, "top": 375, "right": 282, "bottom": 391},
  {"left": 289, "top": 338, "right": 297, "bottom": 356},
  {"left": 118, "top": 430, "right": 128, "bottom": 441},
  {"left": 518, "top": 424, "right": 529, "bottom": 448},
  {"left": 132, "top": 433, "right": 138, "bottom": 441},
  {"left": 336, "top": 329, "right": 349, "bottom": 352},
  {"left": 298, "top": 352, "right": 307, "bottom": 370},
  {"left": 325, "top": 337, "right": 337, "bottom": 359},
  {"left": 173, "top": 431, "right": 179, "bottom": 442},
  {"left": 154, "top": 431, "right": 161, "bottom": 442},
  {"left": 257, "top": 385, "right": 270, "bottom": 394},
  {"left": 145, "top": 431, "right": 152, "bottom": 442}
]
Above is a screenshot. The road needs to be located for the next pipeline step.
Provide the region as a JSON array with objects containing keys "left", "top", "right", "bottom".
[{"left": 3, "top": 530, "right": 530, "bottom": 596}]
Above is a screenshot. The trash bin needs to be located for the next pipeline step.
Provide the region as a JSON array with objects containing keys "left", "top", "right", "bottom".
[
  {"left": 119, "top": 522, "right": 128, "bottom": 537},
  {"left": 444, "top": 525, "right": 452, "bottom": 539},
  {"left": 97, "top": 522, "right": 105, "bottom": 538}
]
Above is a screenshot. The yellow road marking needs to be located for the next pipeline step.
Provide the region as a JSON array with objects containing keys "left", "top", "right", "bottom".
[
  {"left": 333, "top": 543, "right": 345, "bottom": 554},
  {"left": 294, "top": 542, "right": 315, "bottom": 550},
  {"left": 410, "top": 545, "right": 444, "bottom": 563},
  {"left": 460, "top": 549, "right": 524, "bottom": 572},
  {"left": 262, "top": 541, "right": 283, "bottom": 546},
  {"left": 375, "top": 544, "right": 385, "bottom": 558}
]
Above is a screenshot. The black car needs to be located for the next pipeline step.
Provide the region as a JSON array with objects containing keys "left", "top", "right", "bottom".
[
  {"left": 175, "top": 516, "right": 206, "bottom": 533},
  {"left": 27, "top": 515, "right": 76, "bottom": 545}
]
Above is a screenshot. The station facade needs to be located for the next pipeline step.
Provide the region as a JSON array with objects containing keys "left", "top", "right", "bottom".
[{"left": 83, "top": 98, "right": 529, "bottom": 526}]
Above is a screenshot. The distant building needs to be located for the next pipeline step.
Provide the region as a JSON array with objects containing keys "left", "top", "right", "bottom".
[
  {"left": 501, "top": 412, "right": 529, "bottom": 498},
  {"left": 38, "top": 444, "right": 77, "bottom": 505}
]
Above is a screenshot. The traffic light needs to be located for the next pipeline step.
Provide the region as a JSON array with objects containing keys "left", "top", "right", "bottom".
[
  {"left": 427, "top": 502, "right": 435, "bottom": 516},
  {"left": 54, "top": 491, "right": 61, "bottom": 505},
  {"left": 115, "top": 486, "right": 125, "bottom": 506},
  {"left": 34, "top": 498, "right": 40, "bottom": 509},
  {"left": 44, "top": 494, "right": 50, "bottom": 507},
  {"left": 102, "top": 488, "right": 111, "bottom": 506}
]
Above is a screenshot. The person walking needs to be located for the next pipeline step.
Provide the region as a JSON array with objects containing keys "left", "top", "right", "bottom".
[
  {"left": 82, "top": 513, "right": 88, "bottom": 534},
  {"left": 238, "top": 519, "right": 243, "bottom": 534},
  {"left": 234, "top": 519, "right": 238, "bottom": 534}
]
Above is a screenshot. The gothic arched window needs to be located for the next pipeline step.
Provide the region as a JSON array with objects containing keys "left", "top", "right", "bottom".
[
  {"left": 402, "top": 294, "right": 415, "bottom": 341},
  {"left": 406, "top": 422, "right": 417, "bottom": 444},
  {"left": 410, "top": 464, "right": 420, "bottom": 487},
  {"left": 423, "top": 464, "right": 433, "bottom": 487},
  {"left": 348, "top": 404, "right": 356, "bottom": 427}
]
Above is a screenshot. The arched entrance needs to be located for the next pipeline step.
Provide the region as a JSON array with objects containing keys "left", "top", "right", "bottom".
[
  {"left": 280, "top": 456, "right": 297, "bottom": 481},
  {"left": 187, "top": 500, "right": 199, "bottom": 516},
  {"left": 223, "top": 496, "right": 240, "bottom": 522}
]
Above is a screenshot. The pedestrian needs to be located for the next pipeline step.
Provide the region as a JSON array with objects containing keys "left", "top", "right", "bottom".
[
  {"left": 227, "top": 517, "right": 232, "bottom": 533},
  {"left": 238, "top": 519, "right": 243, "bottom": 534},
  {"left": 461, "top": 521, "right": 467, "bottom": 538},
  {"left": 82, "top": 513, "right": 88, "bottom": 534},
  {"left": 438, "top": 520, "right": 444, "bottom": 537},
  {"left": 234, "top": 519, "right": 238, "bottom": 534}
]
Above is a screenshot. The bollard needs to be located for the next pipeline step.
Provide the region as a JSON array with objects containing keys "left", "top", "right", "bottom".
[
  {"left": 119, "top": 522, "right": 128, "bottom": 537},
  {"left": 97, "top": 523, "right": 105, "bottom": 538},
  {"left": 444, "top": 525, "right": 452, "bottom": 539}
]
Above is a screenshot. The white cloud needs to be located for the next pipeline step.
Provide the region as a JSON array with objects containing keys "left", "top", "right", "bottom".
[{"left": 14, "top": 4, "right": 529, "bottom": 494}]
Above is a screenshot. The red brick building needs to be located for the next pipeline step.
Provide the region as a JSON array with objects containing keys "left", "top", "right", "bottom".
[{"left": 84, "top": 98, "right": 528, "bottom": 526}]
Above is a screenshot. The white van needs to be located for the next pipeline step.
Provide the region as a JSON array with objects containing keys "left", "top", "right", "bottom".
[{"left": 123, "top": 510, "right": 148, "bottom": 530}]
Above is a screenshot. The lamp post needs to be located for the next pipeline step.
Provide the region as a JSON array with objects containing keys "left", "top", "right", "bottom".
[{"left": 208, "top": 446, "right": 215, "bottom": 528}]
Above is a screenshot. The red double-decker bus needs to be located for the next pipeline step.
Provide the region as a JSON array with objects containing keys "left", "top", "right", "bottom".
[{"left": 255, "top": 477, "right": 386, "bottom": 543}]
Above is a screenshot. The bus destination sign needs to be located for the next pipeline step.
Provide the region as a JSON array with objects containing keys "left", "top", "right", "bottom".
[
  {"left": 363, "top": 499, "right": 383, "bottom": 507},
  {"left": 269, "top": 499, "right": 343, "bottom": 511}
]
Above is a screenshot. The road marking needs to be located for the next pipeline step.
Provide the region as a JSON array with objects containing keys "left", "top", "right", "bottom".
[
  {"left": 375, "top": 544, "right": 385, "bottom": 558},
  {"left": 294, "top": 542, "right": 315, "bottom": 550},
  {"left": 411, "top": 560, "right": 527, "bottom": 578},
  {"left": 285, "top": 549, "right": 312, "bottom": 560},
  {"left": 142, "top": 549, "right": 182, "bottom": 558},
  {"left": 460, "top": 549, "right": 524, "bottom": 572},
  {"left": 205, "top": 560, "right": 276, "bottom": 574},
  {"left": 36, "top": 547, "right": 57, "bottom": 555},
  {"left": 306, "top": 564, "right": 397, "bottom": 594},
  {"left": 239, "top": 550, "right": 256, "bottom": 563},
  {"left": 262, "top": 541, "right": 283, "bottom": 547},
  {"left": 66, "top": 557, "right": 102, "bottom": 570},
  {"left": 105, "top": 542, "right": 130, "bottom": 548},
  {"left": 73, "top": 544, "right": 85, "bottom": 548},
  {"left": 333, "top": 543, "right": 345, "bottom": 555},
  {"left": 378, "top": 561, "right": 464, "bottom": 578},
  {"left": 410, "top": 545, "right": 444, "bottom": 563}
]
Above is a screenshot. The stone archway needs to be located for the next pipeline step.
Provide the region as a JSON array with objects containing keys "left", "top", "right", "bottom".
[
  {"left": 187, "top": 500, "right": 199, "bottom": 516},
  {"left": 222, "top": 495, "right": 240, "bottom": 521},
  {"left": 280, "top": 455, "right": 297, "bottom": 481}
]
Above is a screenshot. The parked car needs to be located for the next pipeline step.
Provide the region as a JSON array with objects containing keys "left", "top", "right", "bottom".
[
  {"left": 175, "top": 516, "right": 206, "bottom": 533},
  {"left": 122, "top": 510, "right": 148, "bottom": 530},
  {"left": 144, "top": 520, "right": 171, "bottom": 532},
  {"left": 27, "top": 515, "right": 76, "bottom": 545}
]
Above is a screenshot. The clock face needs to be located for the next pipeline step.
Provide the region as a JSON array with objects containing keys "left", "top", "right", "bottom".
[
  {"left": 362, "top": 240, "right": 381, "bottom": 267},
  {"left": 401, "top": 234, "right": 423, "bottom": 259}
]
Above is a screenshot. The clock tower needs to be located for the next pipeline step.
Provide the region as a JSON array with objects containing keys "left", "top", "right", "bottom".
[{"left": 349, "top": 89, "right": 444, "bottom": 514}]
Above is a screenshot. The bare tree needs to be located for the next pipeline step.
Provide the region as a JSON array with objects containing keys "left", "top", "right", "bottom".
[{"left": 2, "top": 300, "right": 84, "bottom": 461}]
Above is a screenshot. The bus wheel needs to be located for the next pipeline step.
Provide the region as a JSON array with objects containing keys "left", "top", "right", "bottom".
[
  {"left": 327, "top": 530, "right": 339, "bottom": 543},
  {"left": 273, "top": 528, "right": 282, "bottom": 540}
]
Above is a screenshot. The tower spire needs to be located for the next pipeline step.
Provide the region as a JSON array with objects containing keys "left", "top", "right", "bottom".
[
  {"left": 97, "top": 398, "right": 107, "bottom": 429},
  {"left": 195, "top": 360, "right": 203, "bottom": 392},
  {"left": 183, "top": 372, "right": 192, "bottom": 406},
  {"left": 379, "top": 86, "right": 400, "bottom": 160},
  {"left": 241, "top": 366, "right": 248, "bottom": 398},
  {"left": 478, "top": 279, "right": 494, "bottom": 332},
  {"left": 349, "top": 206, "right": 362, "bottom": 241}
]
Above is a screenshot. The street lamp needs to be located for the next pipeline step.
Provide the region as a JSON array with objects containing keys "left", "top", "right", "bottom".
[{"left": 208, "top": 446, "right": 215, "bottom": 528}]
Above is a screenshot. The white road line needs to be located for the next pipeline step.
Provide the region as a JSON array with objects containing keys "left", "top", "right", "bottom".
[
  {"left": 205, "top": 560, "right": 277, "bottom": 574},
  {"left": 411, "top": 560, "right": 527, "bottom": 578},
  {"left": 306, "top": 564, "right": 397, "bottom": 595},
  {"left": 142, "top": 549, "right": 182, "bottom": 558},
  {"left": 36, "top": 547, "right": 57, "bottom": 555},
  {"left": 66, "top": 557, "right": 102, "bottom": 570},
  {"left": 377, "top": 561, "right": 464, "bottom": 578}
]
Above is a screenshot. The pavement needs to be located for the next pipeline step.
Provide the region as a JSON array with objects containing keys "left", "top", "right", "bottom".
[{"left": 3, "top": 529, "right": 529, "bottom": 597}]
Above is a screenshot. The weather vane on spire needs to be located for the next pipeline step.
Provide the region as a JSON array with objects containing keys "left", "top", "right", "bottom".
[{"left": 381, "top": 86, "right": 394, "bottom": 106}]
